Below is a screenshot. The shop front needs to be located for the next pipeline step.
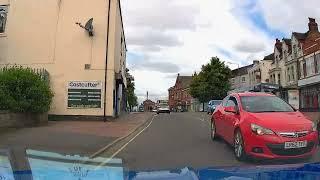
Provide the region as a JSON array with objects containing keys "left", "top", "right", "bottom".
[{"left": 299, "top": 84, "right": 320, "bottom": 112}]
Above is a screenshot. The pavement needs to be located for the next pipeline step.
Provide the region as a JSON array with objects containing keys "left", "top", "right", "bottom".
[
  {"left": 113, "top": 112, "right": 320, "bottom": 171},
  {"left": 0, "top": 112, "right": 153, "bottom": 156}
]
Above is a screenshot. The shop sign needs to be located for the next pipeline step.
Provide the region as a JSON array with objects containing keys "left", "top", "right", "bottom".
[
  {"left": 67, "top": 81, "right": 102, "bottom": 108},
  {"left": 288, "top": 90, "right": 299, "bottom": 109}
]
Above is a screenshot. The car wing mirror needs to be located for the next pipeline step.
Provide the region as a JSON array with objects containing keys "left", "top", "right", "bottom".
[{"left": 224, "top": 106, "right": 237, "bottom": 113}]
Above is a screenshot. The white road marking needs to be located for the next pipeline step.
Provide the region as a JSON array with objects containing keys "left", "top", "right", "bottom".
[{"left": 96, "top": 115, "right": 155, "bottom": 167}]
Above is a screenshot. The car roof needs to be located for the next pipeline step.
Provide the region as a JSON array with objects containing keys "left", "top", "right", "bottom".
[{"left": 232, "top": 92, "right": 276, "bottom": 97}]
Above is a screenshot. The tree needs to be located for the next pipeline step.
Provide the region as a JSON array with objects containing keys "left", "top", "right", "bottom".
[
  {"left": 190, "top": 57, "right": 231, "bottom": 107},
  {"left": 126, "top": 69, "right": 138, "bottom": 111}
]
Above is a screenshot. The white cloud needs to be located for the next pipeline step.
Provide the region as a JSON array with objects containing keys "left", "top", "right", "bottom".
[
  {"left": 256, "top": 0, "right": 320, "bottom": 33},
  {"left": 121, "top": 0, "right": 276, "bottom": 101}
]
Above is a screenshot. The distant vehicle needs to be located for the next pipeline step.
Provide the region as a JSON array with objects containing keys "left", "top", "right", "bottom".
[
  {"left": 138, "top": 106, "right": 144, "bottom": 112},
  {"left": 157, "top": 100, "right": 170, "bottom": 114},
  {"left": 211, "top": 92, "right": 318, "bottom": 161},
  {"left": 207, "top": 100, "right": 222, "bottom": 114}
]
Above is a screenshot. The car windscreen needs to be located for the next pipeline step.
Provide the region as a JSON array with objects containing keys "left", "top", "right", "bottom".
[
  {"left": 212, "top": 100, "right": 222, "bottom": 105},
  {"left": 240, "top": 96, "right": 294, "bottom": 113}
]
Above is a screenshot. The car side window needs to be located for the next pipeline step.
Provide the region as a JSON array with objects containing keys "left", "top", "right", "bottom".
[
  {"left": 225, "top": 96, "right": 238, "bottom": 107},
  {"left": 222, "top": 96, "right": 230, "bottom": 107}
]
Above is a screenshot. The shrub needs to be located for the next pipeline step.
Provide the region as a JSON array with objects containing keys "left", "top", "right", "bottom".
[{"left": 0, "top": 67, "right": 53, "bottom": 113}]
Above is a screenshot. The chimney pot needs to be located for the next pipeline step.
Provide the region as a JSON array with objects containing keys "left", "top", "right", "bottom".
[{"left": 308, "top": 17, "right": 318, "bottom": 32}]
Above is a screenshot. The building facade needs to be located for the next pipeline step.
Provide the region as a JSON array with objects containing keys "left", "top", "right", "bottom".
[
  {"left": 168, "top": 74, "right": 193, "bottom": 112},
  {"left": 0, "top": 0, "right": 127, "bottom": 118},
  {"left": 143, "top": 99, "right": 155, "bottom": 112},
  {"left": 248, "top": 57, "right": 273, "bottom": 86},
  {"left": 229, "top": 64, "right": 253, "bottom": 92},
  {"left": 297, "top": 18, "right": 320, "bottom": 112}
]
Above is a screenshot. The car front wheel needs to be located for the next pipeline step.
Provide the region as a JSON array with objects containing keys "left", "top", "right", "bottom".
[
  {"left": 210, "top": 120, "right": 217, "bottom": 141},
  {"left": 318, "top": 125, "right": 320, "bottom": 146},
  {"left": 234, "top": 130, "right": 247, "bottom": 161}
]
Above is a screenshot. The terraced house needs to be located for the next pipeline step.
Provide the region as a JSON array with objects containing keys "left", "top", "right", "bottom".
[
  {"left": 297, "top": 18, "right": 320, "bottom": 112},
  {"left": 0, "top": 0, "right": 127, "bottom": 119}
]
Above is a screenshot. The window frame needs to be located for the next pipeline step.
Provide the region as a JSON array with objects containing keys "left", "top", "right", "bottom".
[{"left": 0, "top": 5, "right": 8, "bottom": 34}]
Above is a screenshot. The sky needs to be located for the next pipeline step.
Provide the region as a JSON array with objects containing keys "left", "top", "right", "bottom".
[{"left": 121, "top": 0, "right": 320, "bottom": 103}]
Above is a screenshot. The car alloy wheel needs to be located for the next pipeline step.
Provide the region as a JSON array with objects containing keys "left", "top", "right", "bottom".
[
  {"left": 318, "top": 126, "right": 320, "bottom": 146},
  {"left": 234, "top": 130, "right": 246, "bottom": 161},
  {"left": 210, "top": 121, "right": 216, "bottom": 141}
]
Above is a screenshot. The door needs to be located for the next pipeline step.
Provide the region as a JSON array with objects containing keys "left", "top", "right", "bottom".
[
  {"left": 223, "top": 96, "right": 240, "bottom": 144},
  {"left": 214, "top": 96, "right": 229, "bottom": 138}
]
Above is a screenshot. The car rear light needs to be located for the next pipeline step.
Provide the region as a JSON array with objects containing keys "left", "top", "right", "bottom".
[{"left": 251, "top": 123, "right": 275, "bottom": 135}]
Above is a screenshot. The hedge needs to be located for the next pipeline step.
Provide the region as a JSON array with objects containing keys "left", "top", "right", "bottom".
[{"left": 0, "top": 67, "right": 53, "bottom": 113}]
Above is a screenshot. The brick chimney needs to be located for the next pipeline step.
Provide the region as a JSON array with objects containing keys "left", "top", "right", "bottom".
[{"left": 308, "top": 17, "right": 318, "bottom": 32}]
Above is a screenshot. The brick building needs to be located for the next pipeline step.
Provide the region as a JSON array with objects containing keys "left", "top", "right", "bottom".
[
  {"left": 168, "top": 74, "right": 193, "bottom": 112},
  {"left": 143, "top": 99, "right": 155, "bottom": 112},
  {"left": 297, "top": 18, "right": 320, "bottom": 112}
]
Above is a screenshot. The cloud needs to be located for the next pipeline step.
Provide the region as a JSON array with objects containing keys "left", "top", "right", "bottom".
[
  {"left": 254, "top": 0, "right": 320, "bottom": 34},
  {"left": 121, "top": 0, "right": 278, "bottom": 100},
  {"left": 233, "top": 40, "right": 266, "bottom": 53},
  {"left": 126, "top": 30, "right": 183, "bottom": 51},
  {"left": 124, "top": 0, "right": 199, "bottom": 31},
  {"left": 129, "top": 55, "right": 181, "bottom": 73}
]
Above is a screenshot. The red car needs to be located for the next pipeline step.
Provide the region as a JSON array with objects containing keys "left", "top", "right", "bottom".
[{"left": 211, "top": 92, "right": 318, "bottom": 161}]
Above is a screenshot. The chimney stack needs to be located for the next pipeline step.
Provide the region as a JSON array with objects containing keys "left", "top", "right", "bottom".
[
  {"left": 308, "top": 17, "right": 318, "bottom": 32},
  {"left": 253, "top": 60, "right": 259, "bottom": 65},
  {"left": 275, "top": 38, "right": 282, "bottom": 49}
]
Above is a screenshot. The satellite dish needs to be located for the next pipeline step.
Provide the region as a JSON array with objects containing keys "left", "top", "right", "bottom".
[
  {"left": 85, "top": 18, "right": 94, "bottom": 36},
  {"left": 75, "top": 18, "right": 94, "bottom": 37}
]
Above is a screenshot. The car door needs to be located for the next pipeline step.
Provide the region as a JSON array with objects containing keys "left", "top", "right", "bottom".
[
  {"left": 214, "top": 96, "right": 229, "bottom": 138},
  {"left": 223, "top": 96, "right": 240, "bottom": 144}
]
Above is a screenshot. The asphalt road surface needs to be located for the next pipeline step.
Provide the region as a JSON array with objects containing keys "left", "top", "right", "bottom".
[{"left": 117, "top": 112, "right": 320, "bottom": 171}]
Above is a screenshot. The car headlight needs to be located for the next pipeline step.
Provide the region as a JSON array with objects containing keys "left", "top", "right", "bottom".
[
  {"left": 251, "top": 123, "right": 274, "bottom": 135},
  {"left": 311, "top": 122, "right": 317, "bottom": 132}
]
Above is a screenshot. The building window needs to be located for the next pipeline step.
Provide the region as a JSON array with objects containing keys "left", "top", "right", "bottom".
[
  {"left": 242, "top": 77, "right": 245, "bottom": 83},
  {"left": 291, "top": 66, "right": 295, "bottom": 81},
  {"left": 306, "top": 56, "right": 315, "bottom": 76},
  {"left": 278, "top": 73, "right": 281, "bottom": 85},
  {"left": 316, "top": 53, "right": 320, "bottom": 74},
  {"left": 0, "top": 6, "right": 8, "bottom": 33},
  {"left": 293, "top": 45, "right": 297, "bottom": 58},
  {"left": 287, "top": 67, "right": 290, "bottom": 81},
  {"left": 302, "top": 61, "right": 307, "bottom": 78}
]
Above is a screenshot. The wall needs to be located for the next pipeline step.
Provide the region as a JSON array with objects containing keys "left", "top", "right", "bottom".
[
  {"left": 0, "top": 0, "right": 125, "bottom": 117},
  {"left": 230, "top": 74, "right": 250, "bottom": 90}
]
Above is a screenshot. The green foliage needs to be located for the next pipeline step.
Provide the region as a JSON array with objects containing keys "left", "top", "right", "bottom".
[
  {"left": 126, "top": 69, "right": 138, "bottom": 111},
  {"left": 190, "top": 57, "right": 231, "bottom": 103},
  {"left": 0, "top": 67, "right": 53, "bottom": 113}
]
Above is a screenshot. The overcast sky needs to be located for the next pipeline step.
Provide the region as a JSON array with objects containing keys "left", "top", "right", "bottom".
[{"left": 121, "top": 0, "right": 320, "bottom": 103}]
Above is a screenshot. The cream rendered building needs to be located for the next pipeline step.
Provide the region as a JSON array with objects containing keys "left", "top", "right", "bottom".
[
  {"left": 0, "top": 0, "right": 127, "bottom": 118},
  {"left": 248, "top": 58, "right": 273, "bottom": 86}
]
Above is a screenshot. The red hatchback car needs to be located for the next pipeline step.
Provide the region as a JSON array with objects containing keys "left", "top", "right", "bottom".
[{"left": 211, "top": 92, "right": 318, "bottom": 161}]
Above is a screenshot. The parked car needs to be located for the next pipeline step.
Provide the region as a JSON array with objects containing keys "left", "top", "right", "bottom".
[
  {"left": 207, "top": 100, "right": 222, "bottom": 114},
  {"left": 211, "top": 92, "right": 318, "bottom": 161}
]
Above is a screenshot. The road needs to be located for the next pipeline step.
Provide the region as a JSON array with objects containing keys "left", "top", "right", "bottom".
[{"left": 116, "top": 112, "right": 320, "bottom": 171}]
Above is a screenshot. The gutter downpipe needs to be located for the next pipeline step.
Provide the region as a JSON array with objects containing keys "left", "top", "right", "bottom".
[{"left": 104, "top": 0, "right": 112, "bottom": 122}]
